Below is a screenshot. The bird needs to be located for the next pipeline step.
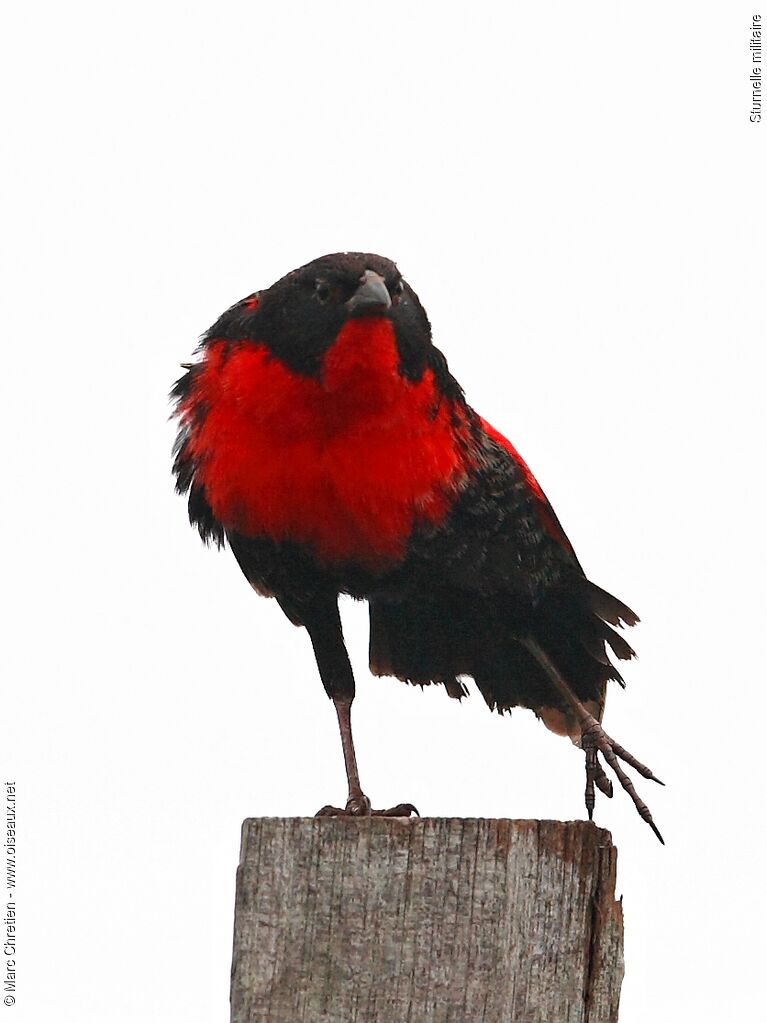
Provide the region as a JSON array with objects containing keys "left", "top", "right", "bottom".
[{"left": 171, "top": 251, "right": 663, "bottom": 842}]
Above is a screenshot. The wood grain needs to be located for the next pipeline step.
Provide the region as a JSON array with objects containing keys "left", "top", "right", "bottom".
[{"left": 231, "top": 818, "right": 623, "bottom": 1023}]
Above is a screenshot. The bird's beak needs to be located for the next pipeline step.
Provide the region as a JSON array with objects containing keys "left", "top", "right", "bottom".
[{"left": 346, "top": 270, "right": 392, "bottom": 316}]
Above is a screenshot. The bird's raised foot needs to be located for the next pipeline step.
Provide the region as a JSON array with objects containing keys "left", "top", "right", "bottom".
[
  {"left": 581, "top": 713, "right": 664, "bottom": 844},
  {"left": 315, "top": 797, "right": 419, "bottom": 818}
]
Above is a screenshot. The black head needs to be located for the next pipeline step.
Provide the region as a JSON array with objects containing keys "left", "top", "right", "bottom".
[{"left": 204, "top": 252, "right": 457, "bottom": 390}]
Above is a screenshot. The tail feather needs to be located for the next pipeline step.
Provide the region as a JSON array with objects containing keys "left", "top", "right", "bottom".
[
  {"left": 582, "top": 580, "right": 640, "bottom": 628},
  {"left": 592, "top": 616, "right": 636, "bottom": 661},
  {"left": 578, "top": 628, "right": 613, "bottom": 666},
  {"left": 369, "top": 577, "right": 639, "bottom": 727}
]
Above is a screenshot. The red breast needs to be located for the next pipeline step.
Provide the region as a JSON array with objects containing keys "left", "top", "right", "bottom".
[{"left": 182, "top": 317, "right": 472, "bottom": 568}]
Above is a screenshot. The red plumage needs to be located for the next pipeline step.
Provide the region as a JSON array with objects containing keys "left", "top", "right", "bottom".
[{"left": 179, "top": 320, "right": 471, "bottom": 567}]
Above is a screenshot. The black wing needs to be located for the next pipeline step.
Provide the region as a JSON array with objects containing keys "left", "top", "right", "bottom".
[{"left": 369, "top": 429, "right": 638, "bottom": 723}]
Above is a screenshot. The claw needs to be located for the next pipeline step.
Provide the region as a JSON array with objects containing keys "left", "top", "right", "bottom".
[
  {"left": 315, "top": 804, "right": 347, "bottom": 817},
  {"left": 595, "top": 772, "right": 613, "bottom": 798},
  {"left": 315, "top": 799, "right": 419, "bottom": 818},
  {"left": 375, "top": 803, "right": 419, "bottom": 818},
  {"left": 582, "top": 717, "right": 664, "bottom": 844}
]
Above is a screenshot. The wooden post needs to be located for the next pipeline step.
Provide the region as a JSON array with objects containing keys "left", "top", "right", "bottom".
[{"left": 231, "top": 818, "right": 623, "bottom": 1023}]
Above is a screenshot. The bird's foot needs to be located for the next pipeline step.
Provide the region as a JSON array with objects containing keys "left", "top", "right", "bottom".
[
  {"left": 372, "top": 803, "right": 420, "bottom": 818},
  {"left": 315, "top": 796, "right": 419, "bottom": 818},
  {"left": 581, "top": 713, "right": 665, "bottom": 844}
]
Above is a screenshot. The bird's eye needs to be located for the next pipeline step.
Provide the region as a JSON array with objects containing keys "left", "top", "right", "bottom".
[
  {"left": 391, "top": 278, "right": 405, "bottom": 302},
  {"left": 314, "top": 281, "right": 331, "bottom": 303}
]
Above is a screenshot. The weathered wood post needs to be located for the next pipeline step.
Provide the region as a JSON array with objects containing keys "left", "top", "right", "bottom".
[{"left": 230, "top": 818, "right": 623, "bottom": 1023}]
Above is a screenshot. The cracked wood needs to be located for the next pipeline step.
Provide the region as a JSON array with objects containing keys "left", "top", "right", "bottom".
[{"left": 231, "top": 818, "right": 623, "bottom": 1022}]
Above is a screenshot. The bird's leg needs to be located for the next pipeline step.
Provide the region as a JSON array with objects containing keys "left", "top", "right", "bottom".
[
  {"left": 305, "top": 598, "right": 418, "bottom": 818},
  {"left": 525, "top": 638, "right": 665, "bottom": 844},
  {"left": 332, "top": 695, "right": 371, "bottom": 815},
  {"left": 321, "top": 695, "right": 419, "bottom": 817}
]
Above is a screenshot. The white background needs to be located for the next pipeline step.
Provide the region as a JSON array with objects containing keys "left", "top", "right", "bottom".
[{"left": 3, "top": 3, "right": 764, "bottom": 1020}]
